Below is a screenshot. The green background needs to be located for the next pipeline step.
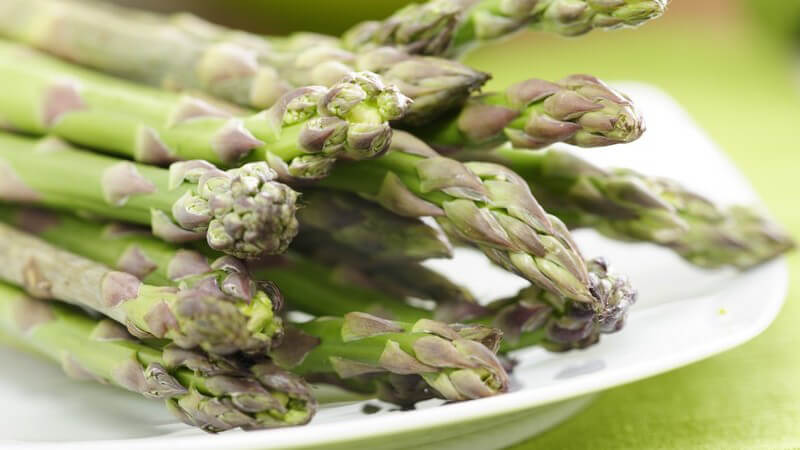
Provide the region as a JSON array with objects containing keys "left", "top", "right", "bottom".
[{"left": 114, "top": 1, "right": 800, "bottom": 447}]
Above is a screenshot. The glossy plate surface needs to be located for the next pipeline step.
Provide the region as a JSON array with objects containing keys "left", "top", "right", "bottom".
[{"left": 0, "top": 85, "right": 789, "bottom": 450}]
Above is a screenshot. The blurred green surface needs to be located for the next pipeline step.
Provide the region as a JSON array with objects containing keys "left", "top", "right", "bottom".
[
  {"left": 111, "top": 1, "right": 800, "bottom": 447},
  {"left": 746, "top": 0, "right": 800, "bottom": 40},
  {"left": 110, "top": 0, "right": 412, "bottom": 34}
]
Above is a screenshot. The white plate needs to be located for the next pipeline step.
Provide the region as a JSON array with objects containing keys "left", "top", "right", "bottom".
[{"left": 0, "top": 85, "right": 789, "bottom": 449}]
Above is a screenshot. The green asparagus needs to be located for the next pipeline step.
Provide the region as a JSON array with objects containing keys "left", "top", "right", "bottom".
[
  {"left": 0, "top": 203, "right": 632, "bottom": 356},
  {"left": 305, "top": 372, "right": 440, "bottom": 407},
  {"left": 271, "top": 312, "right": 509, "bottom": 402},
  {"left": 419, "top": 74, "right": 645, "bottom": 151},
  {"left": 296, "top": 189, "right": 453, "bottom": 262},
  {"left": 0, "top": 222, "right": 282, "bottom": 355},
  {"left": 0, "top": 42, "right": 409, "bottom": 178},
  {"left": 282, "top": 46, "right": 489, "bottom": 126},
  {"left": 0, "top": 204, "right": 462, "bottom": 325},
  {"left": 0, "top": 204, "right": 284, "bottom": 302},
  {"left": 0, "top": 283, "right": 315, "bottom": 432},
  {"left": 343, "top": 0, "right": 670, "bottom": 56},
  {"left": 0, "top": 206, "right": 506, "bottom": 403},
  {"left": 0, "top": 202, "right": 457, "bottom": 319},
  {"left": 0, "top": 132, "right": 298, "bottom": 259},
  {"left": 257, "top": 254, "right": 635, "bottom": 353},
  {"left": 317, "top": 132, "right": 627, "bottom": 325},
  {"left": 293, "top": 242, "right": 478, "bottom": 306},
  {"left": 171, "top": 9, "right": 490, "bottom": 123},
  {"left": 0, "top": 0, "right": 488, "bottom": 124},
  {"left": 461, "top": 147, "right": 796, "bottom": 268},
  {"left": 254, "top": 253, "right": 460, "bottom": 323}
]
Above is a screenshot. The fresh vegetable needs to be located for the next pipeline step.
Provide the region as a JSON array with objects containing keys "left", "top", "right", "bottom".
[{"left": 0, "top": 132, "right": 299, "bottom": 259}]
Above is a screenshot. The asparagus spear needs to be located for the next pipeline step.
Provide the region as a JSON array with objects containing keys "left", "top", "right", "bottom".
[
  {"left": 271, "top": 312, "right": 509, "bottom": 402},
  {"left": 0, "top": 283, "right": 316, "bottom": 432},
  {"left": 343, "top": 0, "right": 670, "bottom": 56},
  {"left": 481, "top": 258, "right": 635, "bottom": 352},
  {"left": 296, "top": 189, "right": 453, "bottom": 263},
  {"left": 253, "top": 253, "right": 462, "bottom": 323},
  {"left": 0, "top": 203, "right": 458, "bottom": 319},
  {"left": 0, "top": 132, "right": 298, "bottom": 259},
  {"left": 0, "top": 204, "right": 465, "bottom": 324},
  {"left": 0, "top": 211, "right": 507, "bottom": 400},
  {"left": 0, "top": 222, "right": 282, "bottom": 355},
  {"left": 283, "top": 46, "right": 489, "bottom": 126},
  {"left": 0, "top": 0, "right": 314, "bottom": 110},
  {"left": 0, "top": 204, "right": 632, "bottom": 355},
  {"left": 257, "top": 254, "right": 635, "bottom": 353},
  {"left": 305, "top": 372, "right": 440, "bottom": 408},
  {"left": 294, "top": 188, "right": 467, "bottom": 303},
  {"left": 0, "top": 200, "right": 462, "bottom": 316},
  {"left": 0, "top": 0, "right": 488, "bottom": 125},
  {"left": 293, "top": 242, "right": 479, "bottom": 307},
  {"left": 419, "top": 74, "right": 645, "bottom": 151},
  {"left": 0, "top": 205, "right": 284, "bottom": 306},
  {"left": 317, "top": 132, "right": 622, "bottom": 323},
  {"left": 0, "top": 42, "right": 409, "bottom": 177},
  {"left": 462, "top": 147, "right": 796, "bottom": 268},
  {"left": 171, "top": 8, "right": 490, "bottom": 124}
]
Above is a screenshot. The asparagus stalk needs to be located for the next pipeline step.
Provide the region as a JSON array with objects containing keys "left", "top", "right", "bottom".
[
  {"left": 0, "top": 203, "right": 456, "bottom": 321},
  {"left": 253, "top": 253, "right": 458, "bottom": 323},
  {"left": 343, "top": 0, "right": 669, "bottom": 56},
  {"left": 171, "top": 9, "right": 490, "bottom": 124},
  {"left": 0, "top": 132, "right": 298, "bottom": 258},
  {"left": 0, "top": 204, "right": 633, "bottom": 355},
  {"left": 296, "top": 189, "right": 453, "bottom": 262},
  {"left": 284, "top": 46, "right": 489, "bottom": 126},
  {"left": 419, "top": 74, "right": 645, "bottom": 151},
  {"left": 481, "top": 258, "right": 635, "bottom": 351},
  {"left": 0, "top": 42, "right": 409, "bottom": 177},
  {"left": 305, "top": 372, "right": 440, "bottom": 407},
  {"left": 294, "top": 242, "right": 479, "bottom": 307},
  {"left": 0, "top": 0, "right": 488, "bottom": 125},
  {"left": 257, "top": 254, "right": 635, "bottom": 353},
  {"left": 317, "top": 132, "right": 624, "bottom": 324},
  {"left": 271, "top": 312, "right": 509, "bottom": 402},
  {"left": 0, "top": 205, "right": 284, "bottom": 305},
  {"left": 0, "top": 0, "right": 315, "bottom": 110},
  {"left": 0, "top": 222, "right": 283, "bottom": 355},
  {"left": 462, "top": 147, "right": 796, "bottom": 268},
  {"left": 0, "top": 283, "right": 315, "bottom": 432}
]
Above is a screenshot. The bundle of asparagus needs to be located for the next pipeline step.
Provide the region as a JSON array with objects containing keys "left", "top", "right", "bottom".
[
  {"left": 0, "top": 0, "right": 793, "bottom": 436},
  {"left": 0, "top": 282, "right": 316, "bottom": 432},
  {"left": 0, "top": 0, "right": 489, "bottom": 124}
]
